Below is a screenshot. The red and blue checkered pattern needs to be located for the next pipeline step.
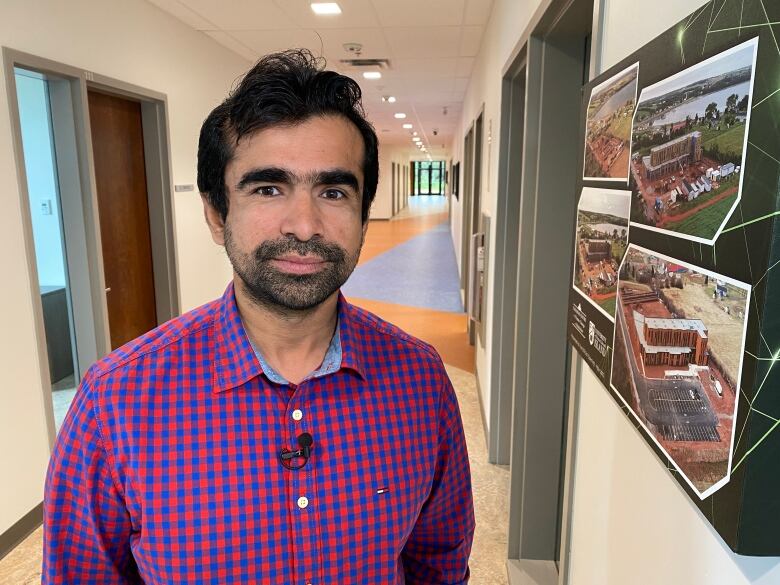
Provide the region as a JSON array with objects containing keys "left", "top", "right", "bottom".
[{"left": 43, "top": 284, "right": 474, "bottom": 584}]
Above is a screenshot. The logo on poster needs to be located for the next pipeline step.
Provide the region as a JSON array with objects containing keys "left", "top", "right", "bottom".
[{"left": 588, "top": 320, "right": 608, "bottom": 357}]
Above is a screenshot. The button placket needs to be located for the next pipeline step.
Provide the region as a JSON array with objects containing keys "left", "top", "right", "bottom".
[{"left": 287, "top": 383, "right": 319, "bottom": 585}]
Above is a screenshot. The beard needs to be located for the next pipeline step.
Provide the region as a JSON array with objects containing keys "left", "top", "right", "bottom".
[{"left": 224, "top": 225, "right": 361, "bottom": 313}]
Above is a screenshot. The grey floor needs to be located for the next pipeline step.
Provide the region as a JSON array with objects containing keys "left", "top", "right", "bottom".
[{"left": 51, "top": 374, "right": 77, "bottom": 432}]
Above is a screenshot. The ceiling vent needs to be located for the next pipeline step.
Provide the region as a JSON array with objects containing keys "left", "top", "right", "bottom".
[{"left": 339, "top": 58, "right": 391, "bottom": 69}]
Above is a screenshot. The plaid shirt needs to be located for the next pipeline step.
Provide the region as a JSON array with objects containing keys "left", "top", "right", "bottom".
[{"left": 43, "top": 284, "right": 474, "bottom": 584}]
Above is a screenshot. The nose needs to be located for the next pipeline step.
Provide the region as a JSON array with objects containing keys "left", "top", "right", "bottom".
[{"left": 279, "top": 190, "right": 324, "bottom": 242}]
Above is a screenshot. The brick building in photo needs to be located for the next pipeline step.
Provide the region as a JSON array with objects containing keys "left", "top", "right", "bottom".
[{"left": 633, "top": 312, "right": 709, "bottom": 367}]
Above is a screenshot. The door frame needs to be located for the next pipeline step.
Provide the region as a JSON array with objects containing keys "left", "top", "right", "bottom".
[
  {"left": 488, "top": 50, "right": 527, "bottom": 465},
  {"left": 3, "top": 48, "right": 180, "bottom": 448},
  {"left": 494, "top": 0, "right": 594, "bottom": 581}
]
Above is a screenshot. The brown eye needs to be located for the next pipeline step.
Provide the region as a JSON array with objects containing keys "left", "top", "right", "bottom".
[{"left": 322, "top": 189, "right": 346, "bottom": 200}]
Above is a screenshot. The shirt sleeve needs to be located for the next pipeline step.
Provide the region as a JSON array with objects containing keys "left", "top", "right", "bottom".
[
  {"left": 401, "top": 368, "right": 476, "bottom": 584},
  {"left": 43, "top": 372, "right": 139, "bottom": 584}
]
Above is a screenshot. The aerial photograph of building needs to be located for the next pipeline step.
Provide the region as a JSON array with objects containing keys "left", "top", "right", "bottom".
[
  {"left": 610, "top": 245, "right": 750, "bottom": 497},
  {"left": 629, "top": 38, "right": 757, "bottom": 243},
  {"left": 573, "top": 187, "right": 630, "bottom": 317},
  {"left": 583, "top": 62, "right": 639, "bottom": 181}
]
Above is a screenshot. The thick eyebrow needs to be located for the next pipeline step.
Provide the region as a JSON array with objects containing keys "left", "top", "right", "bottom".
[
  {"left": 236, "top": 167, "right": 360, "bottom": 193},
  {"left": 236, "top": 167, "right": 292, "bottom": 191},
  {"left": 312, "top": 169, "right": 360, "bottom": 193}
]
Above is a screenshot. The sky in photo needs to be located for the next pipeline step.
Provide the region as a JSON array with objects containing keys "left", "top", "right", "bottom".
[
  {"left": 579, "top": 188, "right": 631, "bottom": 218},
  {"left": 640, "top": 40, "right": 756, "bottom": 102}
]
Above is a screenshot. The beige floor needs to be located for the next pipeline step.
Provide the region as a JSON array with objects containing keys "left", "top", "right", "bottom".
[{"left": 0, "top": 364, "right": 508, "bottom": 584}]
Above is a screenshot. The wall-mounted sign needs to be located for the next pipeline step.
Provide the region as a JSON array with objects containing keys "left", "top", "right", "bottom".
[{"left": 568, "top": 0, "right": 780, "bottom": 555}]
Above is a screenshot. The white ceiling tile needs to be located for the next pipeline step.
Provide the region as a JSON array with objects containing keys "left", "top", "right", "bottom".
[
  {"left": 455, "top": 57, "right": 474, "bottom": 77},
  {"left": 203, "top": 30, "right": 258, "bottom": 61},
  {"left": 391, "top": 58, "right": 457, "bottom": 77},
  {"left": 272, "top": 0, "right": 381, "bottom": 29},
  {"left": 180, "top": 0, "right": 298, "bottom": 30},
  {"left": 314, "top": 28, "right": 391, "bottom": 62},
  {"left": 370, "top": 0, "right": 465, "bottom": 27},
  {"left": 229, "top": 29, "right": 325, "bottom": 56},
  {"left": 147, "top": 0, "right": 217, "bottom": 29},
  {"left": 463, "top": 0, "right": 493, "bottom": 25},
  {"left": 459, "top": 25, "right": 484, "bottom": 56},
  {"left": 384, "top": 27, "right": 460, "bottom": 59},
  {"left": 452, "top": 77, "right": 470, "bottom": 92}
]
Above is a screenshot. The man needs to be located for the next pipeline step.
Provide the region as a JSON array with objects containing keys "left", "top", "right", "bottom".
[{"left": 44, "top": 49, "right": 474, "bottom": 584}]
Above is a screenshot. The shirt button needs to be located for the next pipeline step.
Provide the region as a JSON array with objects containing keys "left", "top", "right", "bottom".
[
  {"left": 297, "top": 496, "right": 309, "bottom": 509},
  {"left": 292, "top": 409, "right": 303, "bottom": 421}
]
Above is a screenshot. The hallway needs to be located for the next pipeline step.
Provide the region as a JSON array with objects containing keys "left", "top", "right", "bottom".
[{"left": 0, "top": 195, "right": 509, "bottom": 584}]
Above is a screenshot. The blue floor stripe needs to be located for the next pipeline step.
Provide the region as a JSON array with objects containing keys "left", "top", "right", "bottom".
[{"left": 343, "top": 221, "right": 464, "bottom": 313}]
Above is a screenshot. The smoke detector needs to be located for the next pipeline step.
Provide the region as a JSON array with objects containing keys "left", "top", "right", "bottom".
[{"left": 343, "top": 42, "right": 363, "bottom": 56}]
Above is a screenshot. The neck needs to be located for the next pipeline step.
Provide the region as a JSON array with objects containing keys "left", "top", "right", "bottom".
[{"left": 233, "top": 277, "right": 339, "bottom": 384}]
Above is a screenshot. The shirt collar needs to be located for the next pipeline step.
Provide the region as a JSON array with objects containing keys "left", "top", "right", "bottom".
[{"left": 212, "top": 283, "right": 366, "bottom": 393}]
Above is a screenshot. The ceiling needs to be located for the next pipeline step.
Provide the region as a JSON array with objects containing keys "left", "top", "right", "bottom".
[{"left": 147, "top": 0, "right": 495, "bottom": 159}]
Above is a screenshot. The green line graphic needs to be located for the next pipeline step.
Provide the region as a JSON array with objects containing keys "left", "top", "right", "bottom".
[{"left": 721, "top": 210, "right": 780, "bottom": 233}]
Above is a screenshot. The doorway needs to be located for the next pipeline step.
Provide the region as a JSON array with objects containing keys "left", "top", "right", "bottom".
[
  {"left": 494, "top": 0, "right": 593, "bottom": 581},
  {"left": 88, "top": 90, "right": 159, "bottom": 349},
  {"left": 4, "top": 48, "right": 180, "bottom": 444},
  {"left": 13, "top": 68, "right": 82, "bottom": 431},
  {"left": 412, "top": 160, "right": 445, "bottom": 195}
]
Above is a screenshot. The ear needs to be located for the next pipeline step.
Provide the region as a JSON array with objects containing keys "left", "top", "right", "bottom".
[{"left": 202, "top": 195, "right": 226, "bottom": 246}]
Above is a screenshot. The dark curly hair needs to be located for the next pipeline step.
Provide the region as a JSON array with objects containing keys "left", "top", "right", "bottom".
[{"left": 197, "top": 49, "right": 379, "bottom": 223}]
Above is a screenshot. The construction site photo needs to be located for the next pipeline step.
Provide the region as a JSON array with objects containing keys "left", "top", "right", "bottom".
[
  {"left": 629, "top": 38, "right": 757, "bottom": 243},
  {"left": 610, "top": 245, "right": 750, "bottom": 497},
  {"left": 584, "top": 62, "right": 639, "bottom": 180}
]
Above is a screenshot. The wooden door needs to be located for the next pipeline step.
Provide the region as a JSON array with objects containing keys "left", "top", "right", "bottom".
[{"left": 88, "top": 90, "right": 157, "bottom": 349}]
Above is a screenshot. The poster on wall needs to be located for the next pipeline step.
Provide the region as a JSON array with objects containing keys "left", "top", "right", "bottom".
[
  {"left": 567, "top": 0, "right": 780, "bottom": 555},
  {"left": 583, "top": 63, "right": 639, "bottom": 182},
  {"left": 629, "top": 39, "right": 758, "bottom": 244}
]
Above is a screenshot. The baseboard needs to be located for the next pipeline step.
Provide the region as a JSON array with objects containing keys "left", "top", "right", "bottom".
[
  {"left": 474, "top": 365, "right": 490, "bottom": 452},
  {"left": 0, "top": 502, "right": 42, "bottom": 562},
  {"left": 506, "top": 559, "right": 558, "bottom": 585}
]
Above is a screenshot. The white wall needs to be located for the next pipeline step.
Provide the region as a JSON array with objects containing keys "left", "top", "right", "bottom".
[
  {"left": 567, "top": 1, "right": 780, "bottom": 582},
  {"left": 449, "top": 0, "right": 544, "bottom": 427},
  {"left": 371, "top": 142, "right": 409, "bottom": 219},
  {"left": 372, "top": 143, "right": 410, "bottom": 220},
  {"left": 0, "top": 0, "right": 250, "bottom": 535},
  {"left": 16, "top": 73, "right": 67, "bottom": 288}
]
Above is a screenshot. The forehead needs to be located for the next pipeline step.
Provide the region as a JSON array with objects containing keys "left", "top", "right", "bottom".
[{"left": 227, "top": 115, "right": 365, "bottom": 178}]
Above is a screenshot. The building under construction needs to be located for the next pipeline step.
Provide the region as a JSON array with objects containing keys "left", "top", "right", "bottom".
[
  {"left": 634, "top": 313, "right": 709, "bottom": 367},
  {"left": 642, "top": 130, "right": 702, "bottom": 180},
  {"left": 585, "top": 239, "right": 611, "bottom": 262}
]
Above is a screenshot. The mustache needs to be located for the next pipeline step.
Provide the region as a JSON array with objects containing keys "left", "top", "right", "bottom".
[{"left": 253, "top": 237, "right": 347, "bottom": 263}]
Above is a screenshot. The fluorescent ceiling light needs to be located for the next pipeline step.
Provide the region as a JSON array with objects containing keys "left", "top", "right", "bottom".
[
  {"left": 413, "top": 137, "right": 421, "bottom": 142},
  {"left": 311, "top": 3, "right": 342, "bottom": 15},
  {"left": 363, "top": 71, "right": 382, "bottom": 80},
  {"left": 381, "top": 96, "right": 396, "bottom": 103},
  {"left": 394, "top": 112, "right": 406, "bottom": 119},
  {"left": 402, "top": 123, "right": 413, "bottom": 129}
]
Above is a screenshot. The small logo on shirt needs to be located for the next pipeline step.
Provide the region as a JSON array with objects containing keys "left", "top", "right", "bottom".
[{"left": 376, "top": 486, "right": 390, "bottom": 495}]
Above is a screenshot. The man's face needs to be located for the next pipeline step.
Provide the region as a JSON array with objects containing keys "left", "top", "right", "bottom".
[{"left": 205, "top": 114, "right": 367, "bottom": 312}]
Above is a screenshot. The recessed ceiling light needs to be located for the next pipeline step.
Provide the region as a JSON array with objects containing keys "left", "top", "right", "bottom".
[
  {"left": 311, "top": 3, "right": 342, "bottom": 15},
  {"left": 363, "top": 71, "right": 382, "bottom": 80},
  {"left": 412, "top": 131, "right": 418, "bottom": 136},
  {"left": 402, "top": 123, "right": 413, "bottom": 129},
  {"left": 381, "top": 96, "right": 396, "bottom": 103},
  {"left": 394, "top": 112, "right": 406, "bottom": 119}
]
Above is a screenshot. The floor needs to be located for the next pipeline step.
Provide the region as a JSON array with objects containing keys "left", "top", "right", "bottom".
[
  {"left": 51, "top": 374, "right": 77, "bottom": 432},
  {"left": 0, "top": 195, "right": 509, "bottom": 584}
]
